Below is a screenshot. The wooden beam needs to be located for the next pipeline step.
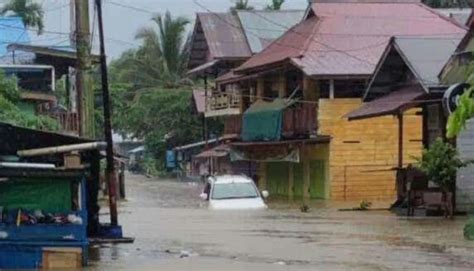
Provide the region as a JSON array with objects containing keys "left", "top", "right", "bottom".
[{"left": 398, "top": 112, "right": 404, "bottom": 168}]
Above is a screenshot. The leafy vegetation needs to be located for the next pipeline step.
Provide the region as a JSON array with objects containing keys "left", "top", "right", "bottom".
[
  {"left": 0, "top": 71, "right": 58, "bottom": 130},
  {"left": 231, "top": 0, "right": 254, "bottom": 13},
  {"left": 266, "top": 0, "right": 285, "bottom": 10},
  {"left": 1, "top": 0, "right": 44, "bottom": 34},
  {"left": 447, "top": 63, "right": 474, "bottom": 138},
  {"left": 422, "top": 0, "right": 467, "bottom": 8},
  {"left": 108, "top": 12, "right": 222, "bottom": 174},
  {"left": 416, "top": 138, "right": 468, "bottom": 192}
]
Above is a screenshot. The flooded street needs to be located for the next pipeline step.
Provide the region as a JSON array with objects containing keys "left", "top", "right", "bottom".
[{"left": 88, "top": 173, "right": 474, "bottom": 270}]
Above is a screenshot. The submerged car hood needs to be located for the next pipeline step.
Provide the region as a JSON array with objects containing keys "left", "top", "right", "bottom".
[{"left": 209, "top": 198, "right": 267, "bottom": 210}]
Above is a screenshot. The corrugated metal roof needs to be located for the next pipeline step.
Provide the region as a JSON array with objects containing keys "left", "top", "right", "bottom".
[
  {"left": 237, "top": 2, "right": 467, "bottom": 77},
  {"left": 197, "top": 13, "right": 251, "bottom": 60},
  {"left": 393, "top": 37, "right": 461, "bottom": 88},
  {"left": 435, "top": 8, "right": 472, "bottom": 26},
  {"left": 346, "top": 86, "right": 425, "bottom": 120},
  {"left": 237, "top": 10, "right": 305, "bottom": 54}
]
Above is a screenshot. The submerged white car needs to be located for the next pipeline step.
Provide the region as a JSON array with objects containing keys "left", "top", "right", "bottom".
[{"left": 200, "top": 175, "right": 269, "bottom": 210}]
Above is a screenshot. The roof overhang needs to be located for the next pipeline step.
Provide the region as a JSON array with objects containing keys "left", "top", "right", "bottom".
[
  {"left": 346, "top": 86, "right": 427, "bottom": 121},
  {"left": 230, "top": 136, "right": 331, "bottom": 147},
  {"left": 187, "top": 60, "right": 219, "bottom": 77},
  {"left": 7, "top": 43, "right": 100, "bottom": 64}
]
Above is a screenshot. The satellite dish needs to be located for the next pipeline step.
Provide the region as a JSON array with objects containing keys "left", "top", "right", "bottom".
[{"left": 443, "top": 83, "right": 470, "bottom": 115}]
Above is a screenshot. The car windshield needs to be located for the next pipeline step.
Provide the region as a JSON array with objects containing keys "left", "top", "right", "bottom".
[{"left": 212, "top": 182, "right": 259, "bottom": 200}]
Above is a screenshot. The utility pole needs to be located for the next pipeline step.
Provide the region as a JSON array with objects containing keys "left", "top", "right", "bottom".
[
  {"left": 96, "top": 0, "right": 118, "bottom": 226},
  {"left": 75, "top": 0, "right": 94, "bottom": 138}
]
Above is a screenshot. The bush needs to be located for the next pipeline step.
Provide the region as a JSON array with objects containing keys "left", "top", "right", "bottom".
[{"left": 416, "top": 138, "right": 467, "bottom": 192}]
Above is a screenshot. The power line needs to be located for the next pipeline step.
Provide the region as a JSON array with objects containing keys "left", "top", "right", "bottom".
[{"left": 105, "top": 0, "right": 156, "bottom": 15}]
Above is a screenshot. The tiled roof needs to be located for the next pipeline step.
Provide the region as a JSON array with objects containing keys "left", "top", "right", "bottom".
[{"left": 236, "top": 2, "right": 467, "bottom": 77}]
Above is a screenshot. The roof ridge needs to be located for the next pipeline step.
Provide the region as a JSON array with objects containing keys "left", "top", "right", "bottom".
[{"left": 300, "top": 17, "right": 321, "bottom": 56}]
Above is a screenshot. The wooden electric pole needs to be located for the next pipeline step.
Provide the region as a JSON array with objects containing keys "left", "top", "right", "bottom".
[
  {"left": 96, "top": 0, "right": 118, "bottom": 226},
  {"left": 75, "top": 0, "right": 94, "bottom": 138}
]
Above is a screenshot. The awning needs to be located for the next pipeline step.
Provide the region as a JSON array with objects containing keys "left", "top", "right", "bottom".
[
  {"left": 194, "top": 144, "right": 230, "bottom": 159},
  {"left": 241, "top": 99, "right": 294, "bottom": 142},
  {"left": 186, "top": 60, "right": 219, "bottom": 76},
  {"left": 192, "top": 89, "right": 206, "bottom": 114},
  {"left": 346, "top": 86, "right": 426, "bottom": 121}
]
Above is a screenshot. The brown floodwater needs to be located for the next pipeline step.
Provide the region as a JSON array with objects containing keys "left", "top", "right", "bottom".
[{"left": 85, "top": 173, "right": 474, "bottom": 271}]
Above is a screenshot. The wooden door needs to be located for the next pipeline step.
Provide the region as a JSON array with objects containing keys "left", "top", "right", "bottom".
[
  {"left": 267, "top": 162, "right": 289, "bottom": 197},
  {"left": 309, "top": 160, "right": 327, "bottom": 199}
]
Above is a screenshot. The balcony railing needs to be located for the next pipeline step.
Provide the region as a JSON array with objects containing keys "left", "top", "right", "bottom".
[
  {"left": 205, "top": 92, "right": 241, "bottom": 117},
  {"left": 51, "top": 112, "right": 80, "bottom": 135},
  {"left": 225, "top": 103, "right": 317, "bottom": 140}
]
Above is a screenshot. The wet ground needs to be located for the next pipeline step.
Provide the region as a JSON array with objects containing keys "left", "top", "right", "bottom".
[{"left": 88, "top": 173, "right": 474, "bottom": 270}]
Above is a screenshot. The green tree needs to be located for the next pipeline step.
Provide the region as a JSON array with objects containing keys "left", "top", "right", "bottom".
[
  {"left": 1, "top": 0, "right": 44, "bottom": 34},
  {"left": 134, "top": 11, "right": 190, "bottom": 87},
  {"left": 231, "top": 0, "right": 254, "bottom": 13},
  {"left": 0, "top": 71, "right": 58, "bottom": 130},
  {"left": 416, "top": 138, "right": 467, "bottom": 192},
  {"left": 266, "top": 0, "right": 285, "bottom": 10},
  {"left": 447, "top": 64, "right": 474, "bottom": 138}
]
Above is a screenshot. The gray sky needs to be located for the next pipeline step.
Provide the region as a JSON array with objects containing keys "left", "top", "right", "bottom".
[{"left": 35, "top": 0, "right": 309, "bottom": 60}]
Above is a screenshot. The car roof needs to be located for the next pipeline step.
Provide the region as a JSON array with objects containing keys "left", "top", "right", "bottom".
[{"left": 210, "top": 175, "right": 253, "bottom": 184}]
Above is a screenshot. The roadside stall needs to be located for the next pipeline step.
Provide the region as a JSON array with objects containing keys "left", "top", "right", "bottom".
[{"left": 0, "top": 122, "right": 103, "bottom": 268}]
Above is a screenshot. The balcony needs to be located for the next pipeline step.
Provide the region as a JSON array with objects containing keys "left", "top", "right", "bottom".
[
  {"left": 225, "top": 103, "right": 317, "bottom": 140},
  {"left": 205, "top": 92, "right": 241, "bottom": 118},
  {"left": 50, "top": 112, "right": 80, "bottom": 136},
  {"left": 282, "top": 104, "right": 317, "bottom": 138}
]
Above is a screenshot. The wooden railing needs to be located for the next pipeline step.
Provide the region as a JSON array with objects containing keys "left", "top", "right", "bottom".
[
  {"left": 224, "top": 104, "right": 317, "bottom": 139},
  {"left": 282, "top": 103, "right": 317, "bottom": 138},
  {"left": 51, "top": 112, "right": 80, "bottom": 135},
  {"left": 206, "top": 92, "right": 241, "bottom": 117}
]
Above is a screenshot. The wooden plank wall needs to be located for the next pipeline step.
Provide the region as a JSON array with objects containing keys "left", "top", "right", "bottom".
[
  {"left": 318, "top": 99, "right": 423, "bottom": 201},
  {"left": 456, "top": 119, "right": 474, "bottom": 212}
]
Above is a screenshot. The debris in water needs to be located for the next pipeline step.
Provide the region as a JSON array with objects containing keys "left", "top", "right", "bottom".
[
  {"left": 180, "top": 250, "right": 190, "bottom": 258},
  {"left": 274, "top": 261, "right": 286, "bottom": 265},
  {"left": 300, "top": 205, "right": 310, "bottom": 213}
]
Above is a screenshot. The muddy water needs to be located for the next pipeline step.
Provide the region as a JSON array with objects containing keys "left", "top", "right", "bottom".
[{"left": 87, "top": 173, "right": 474, "bottom": 270}]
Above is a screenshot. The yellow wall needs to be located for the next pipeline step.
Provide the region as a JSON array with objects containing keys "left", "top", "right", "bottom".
[{"left": 318, "top": 99, "right": 423, "bottom": 201}]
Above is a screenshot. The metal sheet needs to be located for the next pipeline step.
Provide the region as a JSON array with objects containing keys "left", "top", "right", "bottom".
[
  {"left": 237, "top": 2, "right": 467, "bottom": 77},
  {"left": 394, "top": 37, "right": 461, "bottom": 88},
  {"left": 197, "top": 13, "right": 251, "bottom": 59},
  {"left": 237, "top": 10, "right": 304, "bottom": 54},
  {"left": 346, "top": 86, "right": 425, "bottom": 120}
]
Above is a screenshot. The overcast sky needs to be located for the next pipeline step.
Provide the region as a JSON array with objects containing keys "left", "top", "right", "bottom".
[{"left": 31, "top": 0, "right": 309, "bottom": 60}]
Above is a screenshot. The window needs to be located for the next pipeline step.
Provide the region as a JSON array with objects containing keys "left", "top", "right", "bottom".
[{"left": 212, "top": 182, "right": 259, "bottom": 200}]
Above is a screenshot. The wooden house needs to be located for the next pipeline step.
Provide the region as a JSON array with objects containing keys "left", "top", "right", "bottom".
[{"left": 210, "top": 0, "right": 467, "bottom": 202}]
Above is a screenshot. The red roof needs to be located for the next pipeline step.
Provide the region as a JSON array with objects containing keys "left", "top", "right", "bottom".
[{"left": 236, "top": 1, "right": 467, "bottom": 77}]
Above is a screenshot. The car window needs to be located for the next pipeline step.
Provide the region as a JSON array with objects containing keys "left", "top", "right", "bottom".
[{"left": 212, "top": 182, "right": 259, "bottom": 200}]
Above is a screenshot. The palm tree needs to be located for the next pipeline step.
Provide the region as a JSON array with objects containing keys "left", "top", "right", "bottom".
[
  {"left": 134, "top": 11, "right": 190, "bottom": 87},
  {"left": 1, "top": 0, "right": 44, "bottom": 35},
  {"left": 266, "top": 0, "right": 285, "bottom": 10}
]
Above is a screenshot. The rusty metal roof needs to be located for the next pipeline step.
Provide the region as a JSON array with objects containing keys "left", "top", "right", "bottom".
[
  {"left": 236, "top": 2, "right": 467, "bottom": 77},
  {"left": 197, "top": 13, "right": 251, "bottom": 60},
  {"left": 346, "top": 86, "right": 426, "bottom": 120}
]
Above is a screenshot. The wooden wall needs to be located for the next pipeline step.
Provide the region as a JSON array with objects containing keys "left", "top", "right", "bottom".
[{"left": 318, "top": 99, "right": 423, "bottom": 201}]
